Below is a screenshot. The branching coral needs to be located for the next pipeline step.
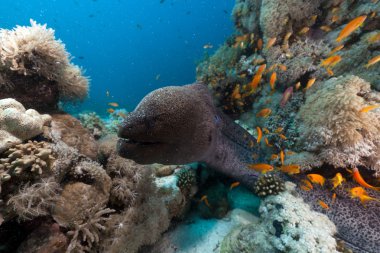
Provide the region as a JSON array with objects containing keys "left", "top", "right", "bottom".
[
  {"left": 0, "top": 141, "right": 55, "bottom": 178},
  {"left": 0, "top": 19, "right": 88, "bottom": 101},
  {"left": 0, "top": 98, "right": 52, "bottom": 153},
  {"left": 7, "top": 177, "right": 60, "bottom": 221},
  {"left": 66, "top": 203, "right": 114, "bottom": 253},
  {"left": 297, "top": 75, "right": 380, "bottom": 174}
]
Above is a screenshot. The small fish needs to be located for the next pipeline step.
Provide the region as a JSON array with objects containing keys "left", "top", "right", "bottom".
[
  {"left": 336, "top": 15, "right": 367, "bottom": 42},
  {"left": 203, "top": 43, "right": 213, "bottom": 49},
  {"left": 264, "top": 137, "right": 273, "bottom": 147},
  {"left": 304, "top": 78, "right": 316, "bottom": 91},
  {"left": 326, "top": 68, "right": 334, "bottom": 76},
  {"left": 200, "top": 195, "right": 211, "bottom": 208},
  {"left": 270, "top": 154, "right": 278, "bottom": 160},
  {"left": 256, "top": 108, "right": 272, "bottom": 118},
  {"left": 320, "top": 55, "right": 342, "bottom": 67},
  {"left": 331, "top": 173, "right": 346, "bottom": 190},
  {"left": 349, "top": 187, "right": 380, "bottom": 204},
  {"left": 280, "top": 87, "right": 293, "bottom": 107},
  {"left": 311, "top": 15, "right": 318, "bottom": 22},
  {"left": 300, "top": 184, "right": 312, "bottom": 191},
  {"left": 295, "top": 82, "right": 301, "bottom": 91},
  {"left": 284, "top": 32, "right": 292, "bottom": 41},
  {"left": 232, "top": 85, "right": 242, "bottom": 99},
  {"left": 230, "top": 182, "right": 240, "bottom": 190},
  {"left": 256, "top": 127, "right": 262, "bottom": 143},
  {"left": 318, "top": 200, "right": 329, "bottom": 209},
  {"left": 280, "top": 150, "right": 285, "bottom": 165},
  {"left": 257, "top": 38, "right": 263, "bottom": 50},
  {"left": 329, "top": 45, "right": 344, "bottom": 55},
  {"left": 331, "top": 7, "right": 339, "bottom": 14},
  {"left": 248, "top": 73, "right": 262, "bottom": 91},
  {"left": 279, "top": 164, "right": 301, "bottom": 175},
  {"left": 266, "top": 37, "right": 277, "bottom": 49},
  {"left": 270, "top": 72, "right": 277, "bottom": 90},
  {"left": 118, "top": 112, "right": 128, "bottom": 119},
  {"left": 351, "top": 167, "right": 380, "bottom": 191},
  {"left": 368, "top": 32, "right": 380, "bottom": 44},
  {"left": 359, "top": 104, "right": 380, "bottom": 113},
  {"left": 107, "top": 108, "right": 115, "bottom": 114},
  {"left": 320, "top": 25, "right": 332, "bottom": 32},
  {"left": 248, "top": 140, "right": 254, "bottom": 148},
  {"left": 331, "top": 15, "right": 339, "bottom": 23},
  {"left": 235, "top": 34, "right": 249, "bottom": 43},
  {"left": 307, "top": 174, "right": 326, "bottom": 186},
  {"left": 301, "top": 179, "right": 313, "bottom": 190},
  {"left": 278, "top": 134, "right": 287, "bottom": 140},
  {"left": 370, "top": 11, "right": 376, "bottom": 19},
  {"left": 263, "top": 127, "right": 270, "bottom": 134},
  {"left": 155, "top": 74, "right": 161, "bottom": 80},
  {"left": 108, "top": 102, "right": 119, "bottom": 107},
  {"left": 298, "top": 27, "right": 310, "bottom": 35},
  {"left": 278, "top": 64, "right": 287, "bottom": 71},
  {"left": 286, "top": 150, "right": 295, "bottom": 155},
  {"left": 106, "top": 90, "right": 110, "bottom": 97},
  {"left": 332, "top": 193, "right": 337, "bottom": 204},
  {"left": 365, "top": 55, "right": 380, "bottom": 68},
  {"left": 248, "top": 163, "right": 274, "bottom": 173},
  {"left": 257, "top": 64, "right": 266, "bottom": 74}
]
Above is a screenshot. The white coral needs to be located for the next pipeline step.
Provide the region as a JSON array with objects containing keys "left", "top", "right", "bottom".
[{"left": 0, "top": 98, "right": 51, "bottom": 153}]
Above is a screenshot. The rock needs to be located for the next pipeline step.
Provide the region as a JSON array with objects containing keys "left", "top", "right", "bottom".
[
  {"left": 48, "top": 114, "right": 98, "bottom": 160},
  {"left": 155, "top": 165, "right": 176, "bottom": 177}
]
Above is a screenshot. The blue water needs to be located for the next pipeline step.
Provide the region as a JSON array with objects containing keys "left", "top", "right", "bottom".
[{"left": 0, "top": 0, "right": 234, "bottom": 116}]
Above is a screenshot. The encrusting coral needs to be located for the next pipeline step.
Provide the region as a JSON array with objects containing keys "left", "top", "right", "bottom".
[
  {"left": 254, "top": 174, "right": 285, "bottom": 197},
  {"left": 0, "top": 98, "right": 52, "bottom": 153},
  {"left": 221, "top": 183, "right": 338, "bottom": 253},
  {"left": 297, "top": 75, "right": 380, "bottom": 175},
  {"left": 0, "top": 20, "right": 89, "bottom": 111}
]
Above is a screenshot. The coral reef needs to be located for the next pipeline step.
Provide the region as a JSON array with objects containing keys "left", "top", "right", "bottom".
[
  {"left": 221, "top": 182, "right": 338, "bottom": 253},
  {"left": 254, "top": 174, "right": 285, "bottom": 197},
  {"left": 0, "top": 20, "right": 89, "bottom": 111},
  {"left": 78, "top": 112, "right": 107, "bottom": 139},
  {"left": 297, "top": 75, "right": 380, "bottom": 174},
  {"left": 232, "top": 0, "right": 261, "bottom": 34},
  {"left": 0, "top": 98, "right": 51, "bottom": 153}
]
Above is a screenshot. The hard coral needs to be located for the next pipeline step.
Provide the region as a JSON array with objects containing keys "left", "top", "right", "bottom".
[
  {"left": 254, "top": 174, "right": 285, "bottom": 197},
  {"left": 0, "top": 98, "right": 51, "bottom": 153},
  {"left": 297, "top": 75, "right": 380, "bottom": 174},
  {"left": 0, "top": 19, "right": 88, "bottom": 103}
]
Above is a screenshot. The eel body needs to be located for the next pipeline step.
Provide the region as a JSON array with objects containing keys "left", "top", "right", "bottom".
[{"left": 117, "top": 83, "right": 380, "bottom": 253}]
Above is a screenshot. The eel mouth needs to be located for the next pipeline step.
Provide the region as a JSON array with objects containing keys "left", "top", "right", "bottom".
[{"left": 117, "top": 137, "right": 162, "bottom": 147}]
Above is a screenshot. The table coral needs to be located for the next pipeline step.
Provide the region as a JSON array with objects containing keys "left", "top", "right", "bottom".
[
  {"left": 0, "top": 98, "right": 51, "bottom": 153},
  {"left": 298, "top": 75, "right": 380, "bottom": 175}
]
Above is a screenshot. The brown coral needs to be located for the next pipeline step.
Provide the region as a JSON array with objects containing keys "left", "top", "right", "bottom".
[{"left": 297, "top": 75, "right": 380, "bottom": 175}]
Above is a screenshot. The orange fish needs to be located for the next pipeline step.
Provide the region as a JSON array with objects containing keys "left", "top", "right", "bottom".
[
  {"left": 266, "top": 37, "right": 277, "bottom": 49},
  {"left": 331, "top": 173, "right": 345, "bottom": 190},
  {"left": 278, "top": 134, "right": 287, "bottom": 140},
  {"left": 359, "top": 104, "right": 380, "bottom": 113},
  {"left": 263, "top": 127, "right": 270, "bottom": 134},
  {"left": 248, "top": 140, "right": 254, "bottom": 148},
  {"left": 257, "top": 38, "right": 263, "bottom": 50},
  {"left": 301, "top": 179, "right": 313, "bottom": 190},
  {"left": 300, "top": 184, "right": 312, "bottom": 191},
  {"left": 336, "top": 15, "right": 367, "bottom": 42},
  {"left": 318, "top": 200, "right": 329, "bottom": 209},
  {"left": 365, "top": 55, "right": 380, "bottom": 68},
  {"left": 248, "top": 163, "right": 274, "bottom": 174},
  {"left": 349, "top": 187, "right": 380, "bottom": 204},
  {"left": 311, "top": 15, "right": 318, "bottom": 22},
  {"left": 279, "top": 164, "right": 301, "bottom": 175},
  {"left": 326, "top": 68, "right": 334, "bottom": 76},
  {"left": 368, "top": 32, "right": 380, "bottom": 43},
  {"left": 320, "top": 25, "right": 332, "bottom": 32},
  {"left": 370, "top": 11, "right": 376, "bottom": 19},
  {"left": 270, "top": 72, "right": 277, "bottom": 90},
  {"left": 107, "top": 108, "right": 115, "bottom": 114},
  {"left": 264, "top": 137, "right": 273, "bottom": 147},
  {"left": 232, "top": 85, "right": 242, "bottom": 99},
  {"left": 320, "top": 55, "right": 342, "bottom": 67},
  {"left": 256, "top": 108, "right": 272, "bottom": 118},
  {"left": 304, "top": 78, "right": 316, "bottom": 91},
  {"left": 331, "top": 15, "right": 339, "bottom": 23},
  {"left": 256, "top": 127, "right": 262, "bottom": 143},
  {"left": 200, "top": 195, "right": 211, "bottom": 208},
  {"left": 248, "top": 73, "right": 262, "bottom": 91},
  {"left": 298, "top": 27, "right": 310, "bottom": 35},
  {"left": 351, "top": 167, "right": 380, "bottom": 191},
  {"left": 230, "top": 182, "right": 240, "bottom": 190},
  {"left": 257, "top": 64, "right": 266, "bottom": 74},
  {"left": 286, "top": 151, "right": 295, "bottom": 155},
  {"left": 332, "top": 193, "right": 337, "bottom": 204},
  {"left": 274, "top": 127, "right": 283, "bottom": 133},
  {"left": 295, "top": 81, "right": 301, "bottom": 91},
  {"left": 278, "top": 64, "right": 287, "bottom": 71},
  {"left": 329, "top": 45, "right": 344, "bottom": 55},
  {"left": 108, "top": 102, "right": 119, "bottom": 107},
  {"left": 280, "top": 150, "right": 285, "bottom": 165},
  {"left": 307, "top": 174, "right": 326, "bottom": 186},
  {"left": 270, "top": 154, "right": 278, "bottom": 160}
]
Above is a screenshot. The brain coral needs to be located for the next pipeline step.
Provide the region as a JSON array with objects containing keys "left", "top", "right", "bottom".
[
  {"left": 0, "top": 98, "right": 51, "bottom": 153},
  {"left": 297, "top": 75, "right": 380, "bottom": 175},
  {"left": 0, "top": 19, "right": 88, "bottom": 101}
]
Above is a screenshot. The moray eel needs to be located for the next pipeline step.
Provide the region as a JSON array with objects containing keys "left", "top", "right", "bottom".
[{"left": 117, "top": 83, "right": 380, "bottom": 253}]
